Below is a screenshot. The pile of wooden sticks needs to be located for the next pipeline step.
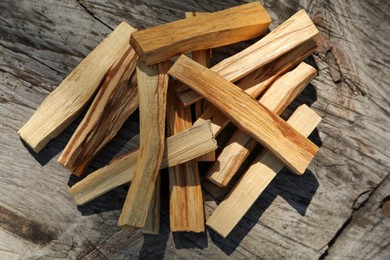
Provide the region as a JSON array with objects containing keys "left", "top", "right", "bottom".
[{"left": 18, "top": 2, "right": 322, "bottom": 238}]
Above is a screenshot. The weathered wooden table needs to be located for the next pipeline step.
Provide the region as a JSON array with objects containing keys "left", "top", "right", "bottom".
[{"left": 1, "top": 0, "right": 389, "bottom": 259}]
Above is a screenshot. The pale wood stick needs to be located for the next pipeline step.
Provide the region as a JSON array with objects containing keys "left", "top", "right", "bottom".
[
  {"left": 58, "top": 46, "right": 138, "bottom": 176},
  {"left": 212, "top": 10, "right": 318, "bottom": 82},
  {"left": 18, "top": 22, "right": 136, "bottom": 152},
  {"left": 167, "top": 89, "right": 204, "bottom": 232},
  {"left": 130, "top": 2, "right": 271, "bottom": 64},
  {"left": 207, "top": 62, "right": 317, "bottom": 186},
  {"left": 206, "top": 104, "right": 322, "bottom": 238},
  {"left": 191, "top": 39, "right": 317, "bottom": 136},
  {"left": 142, "top": 175, "right": 161, "bottom": 234},
  {"left": 169, "top": 55, "right": 318, "bottom": 174},
  {"left": 118, "top": 61, "right": 169, "bottom": 228},
  {"left": 69, "top": 122, "right": 217, "bottom": 206}
]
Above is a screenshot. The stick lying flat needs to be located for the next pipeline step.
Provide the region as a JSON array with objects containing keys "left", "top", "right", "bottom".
[
  {"left": 167, "top": 89, "right": 204, "bottom": 232},
  {"left": 213, "top": 10, "right": 318, "bottom": 83},
  {"left": 206, "top": 104, "right": 322, "bottom": 238},
  {"left": 18, "top": 22, "right": 136, "bottom": 152},
  {"left": 142, "top": 175, "right": 161, "bottom": 235},
  {"left": 191, "top": 40, "right": 317, "bottom": 136},
  {"left": 118, "top": 61, "right": 168, "bottom": 229},
  {"left": 207, "top": 62, "right": 317, "bottom": 186},
  {"left": 169, "top": 55, "right": 318, "bottom": 174},
  {"left": 69, "top": 122, "right": 217, "bottom": 206},
  {"left": 130, "top": 2, "right": 271, "bottom": 64},
  {"left": 58, "top": 46, "right": 138, "bottom": 176}
]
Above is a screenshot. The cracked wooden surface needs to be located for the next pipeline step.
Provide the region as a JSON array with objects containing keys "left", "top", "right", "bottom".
[{"left": 0, "top": 0, "right": 389, "bottom": 259}]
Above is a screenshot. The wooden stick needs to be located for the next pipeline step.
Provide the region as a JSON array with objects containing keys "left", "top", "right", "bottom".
[
  {"left": 191, "top": 39, "right": 317, "bottom": 136},
  {"left": 207, "top": 62, "right": 317, "bottom": 186},
  {"left": 18, "top": 22, "right": 136, "bottom": 152},
  {"left": 130, "top": 2, "right": 271, "bottom": 64},
  {"left": 69, "top": 122, "right": 217, "bottom": 206},
  {"left": 213, "top": 10, "right": 318, "bottom": 83},
  {"left": 58, "top": 46, "right": 138, "bottom": 176},
  {"left": 206, "top": 104, "right": 322, "bottom": 238},
  {"left": 166, "top": 88, "right": 204, "bottom": 232},
  {"left": 118, "top": 61, "right": 169, "bottom": 228},
  {"left": 168, "top": 55, "right": 318, "bottom": 174},
  {"left": 142, "top": 175, "right": 161, "bottom": 235}
]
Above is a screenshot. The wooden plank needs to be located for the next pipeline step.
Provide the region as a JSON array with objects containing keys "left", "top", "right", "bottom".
[
  {"left": 142, "top": 175, "right": 161, "bottom": 235},
  {"left": 191, "top": 39, "right": 317, "bottom": 135},
  {"left": 130, "top": 2, "right": 271, "bottom": 64},
  {"left": 206, "top": 104, "right": 322, "bottom": 238},
  {"left": 69, "top": 122, "right": 217, "bottom": 206},
  {"left": 166, "top": 88, "right": 204, "bottom": 232},
  {"left": 17, "top": 22, "right": 136, "bottom": 152},
  {"left": 212, "top": 10, "right": 318, "bottom": 83},
  {"left": 207, "top": 62, "right": 317, "bottom": 186},
  {"left": 169, "top": 55, "right": 319, "bottom": 174},
  {"left": 118, "top": 61, "right": 169, "bottom": 228},
  {"left": 58, "top": 46, "right": 138, "bottom": 176}
]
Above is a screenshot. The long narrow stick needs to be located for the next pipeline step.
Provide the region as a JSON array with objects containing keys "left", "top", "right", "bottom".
[
  {"left": 169, "top": 55, "right": 318, "bottom": 174},
  {"left": 207, "top": 62, "right": 317, "bottom": 186},
  {"left": 69, "top": 122, "right": 217, "bottom": 206},
  {"left": 58, "top": 46, "right": 138, "bottom": 176},
  {"left": 167, "top": 89, "right": 204, "bottom": 232},
  {"left": 206, "top": 104, "right": 322, "bottom": 238},
  {"left": 118, "top": 61, "right": 169, "bottom": 228}
]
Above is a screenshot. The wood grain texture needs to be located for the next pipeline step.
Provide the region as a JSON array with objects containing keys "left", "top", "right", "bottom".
[
  {"left": 118, "top": 61, "right": 169, "bottom": 228},
  {"left": 191, "top": 39, "right": 317, "bottom": 135},
  {"left": 212, "top": 9, "right": 318, "bottom": 83},
  {"left": 17, "top": 22, "right": 136, "bottom": 152},
  {"left": 166, "top": 89, "right": 204, "bottom": 232},
  {"left": 69, "top": 122, "right": 217, "bottom": 205},
  {"left": 58, "top": 46, "right": 138, "bottom": 176},
  {"left": 207, "top": 62, "right": 317, "bottom": 186},
  {"left": 1, "top": 0, "right": 389, "bottom": 258},
  {"left": 142, "top": 175, "right": 161, "bottom": 234},
  {"left": 169, "top": 55, "right": 318, "bottom": 174},
  {"left": 130, "top": 2, "right": 271, "bottom": 64},
  {"left": 207, "top": 104, "right": 322, "bottom": 238}
]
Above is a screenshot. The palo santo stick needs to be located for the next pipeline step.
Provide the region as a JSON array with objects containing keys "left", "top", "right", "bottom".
[
  {"left": 18, "top": 22, "right": 136, "bottom": 152},
  {"left": 207, "top": 62, "right": 317, "bottom": 186},
  {"left": 142, "top": 174, "right": 161, "bottom": 234},
  {"left": 69, "top": 122, "right": 217, "bottom": 206},
  {"left": 167, "top": 89, "right": 204, "bottom": 232},
  {"left": 192, "top": 40, "right": 317, "bottom": 135},
  {"left": 169, "top": 55, "right": 318, "bottom": 174},
  {"left": 130, "top": 2, "right": 271, "bottom": 64},
  {"left": 118, "top": 61, "right": 169, "bottom": 229},
  {"left": 213, "top": 10, "right": 318, "bottom": 83},
  {"left": 58, "top": 46, "right": 138, "bottom": 176},
  {"left": 206, "top": 104, "right": 322, "bottom": 238}
]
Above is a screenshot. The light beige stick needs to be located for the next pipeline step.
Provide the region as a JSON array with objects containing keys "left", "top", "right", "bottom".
[
  {"left": 118, "top": 61, "right": 168, "bottom": 228},
  {"left": 69, "top": 122, "right": 217, "bottom": 206},
  {"left": 207, "top": 62, "right": 317, "bottom": 186},
  {"left": 206, "top": 104, "right": 322, "bottom": 238},
  {"left": 130, "top": 2, "right": 271, "bottom": 64},
  {"left": 169, "top": 55, "right": 318, "bottom": 174},
  {"left": 191, "top": 39, "right": 317, "bottom": 136},
  {"left": 58, "top": 46, "right": 138, "bottom": 176},
  {"left": 167, "top": 89, "right": 204, "bottom": 232},
  {"left": 18, "top": 22, "right": 136, "bottom": 152},
  {"left": 142, "top": 175, "right": 161, "bottom": 234},
  {"left": 213, "top": 10, "right": 318, "bottom": 82}
]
